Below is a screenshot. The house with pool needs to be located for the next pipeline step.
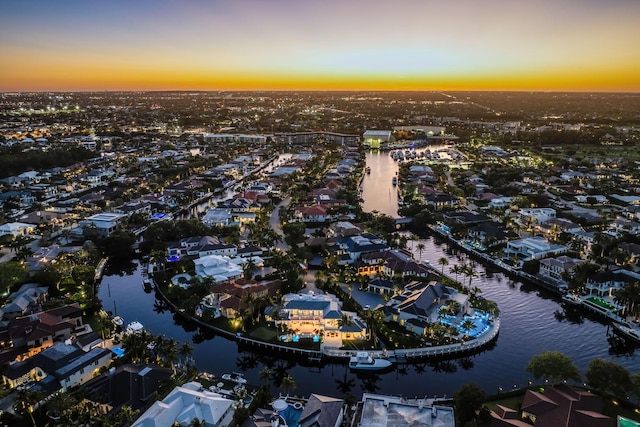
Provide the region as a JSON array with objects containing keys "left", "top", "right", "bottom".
[
  {"left": 265, "top": 293, "right": 367, "bottom": 341},
  {"left": 380, "top": 281, "right": 489, "bottom": 338}
]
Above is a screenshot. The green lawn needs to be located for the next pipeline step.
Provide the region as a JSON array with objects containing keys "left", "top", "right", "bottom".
[
  {"left": 248, "top": 326, "right": 279, "bottom": 342},
  {"left": 586, "top": 297, "right": 616, "bottom": 311}
]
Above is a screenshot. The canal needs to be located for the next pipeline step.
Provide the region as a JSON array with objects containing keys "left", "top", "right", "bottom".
[{"left": 98, "top": 147, "right": 640, "bottom": 400}]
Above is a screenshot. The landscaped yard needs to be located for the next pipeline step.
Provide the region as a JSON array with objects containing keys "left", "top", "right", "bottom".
[
  {"left": 586, "top": 297, "right": 616, "bottom": 311},
  {"left": 248, "top": 326, "right": 279, "bottom": 342}
]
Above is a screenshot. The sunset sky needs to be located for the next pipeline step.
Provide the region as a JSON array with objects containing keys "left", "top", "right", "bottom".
[{"left": 1, "top": 0, "right": 639, "bottom": 92}]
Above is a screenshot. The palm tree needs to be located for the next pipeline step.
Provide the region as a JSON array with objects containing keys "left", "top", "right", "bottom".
[
  {"left": 281, "top": 375, "right": 297, "bottom": 395},
  {"left": 461, "top": 319, "right": 475, "bottom": 335},
  {"left": 450, "top": 265, "right": 461, "bottom": 283},
  {"left": 416, "top": 243, "right": 425, "bottom": 262},
  {"left": 14, "top": 388, "right": 44, "bottom": 427},
  {"left": 179, "top": 342, "right": 194, "bottom": 365},
  {"left": 438, "top": 257, "right": 449, "bottom": 275},
  {"left": 461, "top": 263, "right": 478, "bottom": 292},
  {"left": 119, "top": 405, "right": 139, "bottom": 426},
  {"left": 615, "top": 281, "right": 640, "bottom": 319}
]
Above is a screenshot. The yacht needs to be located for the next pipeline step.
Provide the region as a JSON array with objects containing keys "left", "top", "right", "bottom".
[
  {"left": 612, "top": 322, "right": 640, "bottom": 345},
  {"left": 392, "top": 176, "right": 397, "bottom": 186},
  {"left": 349, "top": 352, "right": 393, "bottom": 371},
  {"left": 365, "top": 166, "right": 371, "bottom": 174},
  {"left": 222, "top": 372, "right": 248, "bottom": 384},
  {"left": 126, "top": 321, "right": 144, "bottom": 334}
]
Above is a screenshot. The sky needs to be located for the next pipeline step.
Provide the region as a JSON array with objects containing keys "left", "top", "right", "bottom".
[{"left": 1, "top": 0, "right": 639, "bottom": 92}]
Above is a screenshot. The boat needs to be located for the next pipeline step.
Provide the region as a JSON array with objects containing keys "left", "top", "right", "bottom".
[
  {"left": 222, "top": 372, "right": 247, "bottom": 384},
  {"left": 365, "top": 166, "right": 371, "bottom": 174},
  {"left": 126, "top": 321, "right": 144, "bottom": 334},
  {"left": 611, "top": 322, "right": 640, "bottom": 345},
  {"left": 392, "top": 176, "right": 397, "bottom": 186},
  {"left": 112, "top": 316, "right": 124, "bottom": 326},
  {"left": 349, "top": 352, "right": 393, "bottom": 371},
  {"left": 143, "top": 279, "right": 152, "bottom": 291},
  {"left": 561, "top": 293, "right": 581, "bottom": 306}
]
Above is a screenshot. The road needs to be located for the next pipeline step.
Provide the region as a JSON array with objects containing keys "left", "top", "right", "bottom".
[{"left": 269, "top": 197, "right": 291, "bottom": 251}]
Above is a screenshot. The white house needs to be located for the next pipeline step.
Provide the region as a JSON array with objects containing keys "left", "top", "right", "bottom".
[
  {"left": 518, "top": 208, "right": 556, "bottom": 225},
  {"left": 504, "top": 237, "right": 567, "bottom": 264},
  {"left": 132, "top": 381, "right": 235, "bottom": 427},
  {"left": 0, "top": 222, "right": 36, "bottom": 237},
  {"left": 193, "top": 255, "right": 262, "bottom": 283}
]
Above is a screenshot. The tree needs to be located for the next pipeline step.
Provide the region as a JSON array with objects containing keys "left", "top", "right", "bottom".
[
  {"left": 585, "top": 358, "right": 632, "bottom": 398},
  {"left": 438, "top": 257, "right": 449, "bottom": 275},
  {"left": 416, "top": 243, "right": 425, "bottom": 262},
  {"left": 14, "top": 388, "right": 44, "bottom": 427},
  {"left": 281, "top": 375, "right": 296, "bottom": 394},
  {"left": 454, "top": 382, "right": 487, "bottom": 426},
  {"left": 525, "top": 351, "right": 580, "bottom": 384},
  {"left": 461, "top": 319, "right": 475, "bottom": 336},
  {"left": 0, "top": 261, "right": 29, "bottom": 294}
]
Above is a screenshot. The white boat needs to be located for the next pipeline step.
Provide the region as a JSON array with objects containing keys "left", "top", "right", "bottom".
[
  {"left": 112, "top": 316, "right": 124, "bottom": 326},
  {"left": 561, "top": 293, "right": 581, "bottom": 306},
  {"left": 349, "top": 352, "right": 393, "bottom": 371},
  {"left": 222, "top": 372, "right": 247, "bottom": 384},
  {"left": 612, "top": 322, "right": 640, "bottom": 345},
  {"left": 126, "top": 321, "right": 144, "bottom": 334}
]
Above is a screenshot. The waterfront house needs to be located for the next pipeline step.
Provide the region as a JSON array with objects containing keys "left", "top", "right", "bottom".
[
  {"left": 467, "top": 222, "right": 511, "bottom": 250},
  {"left": 132, "top": 381, "right": 235, "bottom": 427},
  {"left": 504, "top": 237, "right": 567, "bottom": 265},
  {"left": 81, "top": 364, "right": 173, "bottom": 415},
  {"left": 584, "top": 269, "right": 637, "bottom": 298},
  {"left": 267, "top": 293, "right": 366, "bottom": 340},
  {"left": 298, "top": 393, "right": 344, "bottom": 427},
  {"left": 491, "top": 385, "right": 612, "bottom": 427},
  {"left": 385, "top": 281, "right": 470, "bottom": 333},
  {"left": 352, "top": 393, "right": 454, "bottom": 427},
  {"left": 538, "top": 256, "right": 584, "bottom": 286},
  {"left": 78, "top": 213, "right": 126, "bottom": 237},
  {"left": 336, "top": 233, "right": 389, "bottom": 264},
  {"left": 292, "top": 205, "right": 329, "bottom": 223},
  {"left": 193, "top": 255, "right": 249, "bottom": 283}
]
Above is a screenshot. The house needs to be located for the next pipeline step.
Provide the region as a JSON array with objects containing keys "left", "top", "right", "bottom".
[
  {"left": 351, "top": 393, "right": 454, "bottom": 427},
  {"left": 0, "top": 283, "right": 48, "bottom": 320},
  {"left": 336, "top": 233, "right": 389, "bottom": 263},
  {"left": 491, "top": 385, "right": 613, "bottom": 427},
  {"left": 379, "top": 249, "right": 430, "bottom": 278},
  {"left": 585, "top": 269, "right": 637, "bottom": 298},
  {"left": 518, "top": 208, "right": 556, "bottom": 225},
  {"left": 78, "top": 213, "right": 125, "bottom": 237},
  {"left": 386, "top": 281, "right": 469, "bottom": 333},
  {"left": 292, "top": 205, "right": 328, "bottom": 223},
  {"left": 193, "top": 255, "right": 247, "bottom": 283},
  {"left": 201, "top": 207, "right": 237, "bottom": 227},
  {"left": 538, "top": 256, "right": 584, "bottom": 285},
  {"left": 267, "top": 293, "right": 367, "bottom": 341},
  {"left": 3, "top": 342, "right": 112, "bottom": 391},
  {"left": 504, "top": 237, "right": 567, "bottom": 265},
  {"left": 298, "top": 393, "right": 344, "bottom": 427},
  {"left": 132, "top": 381, "right": 235, "bottom": 427},
  {"left": 0, "top": 303, "right": 84, "bottom": 356},
  {"left": 467, "top": 222, "right": 511, "bottom": 250},
  {"left": 0, "top": 222, "right": 36, "bottom": 237},
  {"left": 82, "top": 364, "right": 173, "bottom": 414}
]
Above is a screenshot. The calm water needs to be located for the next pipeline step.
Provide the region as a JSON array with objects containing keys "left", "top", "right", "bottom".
[{"left": 98, "top": 149, "right": 640, "bottom": 399}]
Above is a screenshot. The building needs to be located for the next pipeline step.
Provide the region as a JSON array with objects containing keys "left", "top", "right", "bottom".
[
  {"left": 298, "top": 393, "right": 344, "bottom": 427},
  {"left": 351, "top": 393, "right": 454, "bottom": 427},
  {"left": 132, "top": 381, "right": 235, "bottom": 427},
  {"left": 193, "top": 255, "right": 248, "bottom": 283},
  {"left": 78, "top": 213, "right": 126, "bottom": 237},
  {"left": 519, "top": 208, "right": 557, "bottom": 225},
  {"left": 504, "top": 237, "right": 567, "bottom": 265},
  {"left": 362, "top": 130, "right": 392, "bottom": 149},
  {"left": 538, "top": 256, "right": 583, "bottom": 285},
  {"left": 0, "top": 222, "right": 36, "bottom": 237},
  {"left": 491, "top": 385, "right": 613, "bottom": 427}
]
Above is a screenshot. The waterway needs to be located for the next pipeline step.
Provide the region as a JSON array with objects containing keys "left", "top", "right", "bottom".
[{"left": 98, "top": 148, "right": 640, "bottom": 400}]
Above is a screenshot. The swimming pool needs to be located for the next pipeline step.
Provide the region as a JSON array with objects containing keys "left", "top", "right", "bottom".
[{"left": 111, "top": 347, "right": 125, "bottom": 357}]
